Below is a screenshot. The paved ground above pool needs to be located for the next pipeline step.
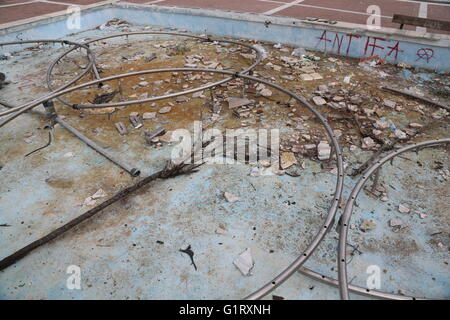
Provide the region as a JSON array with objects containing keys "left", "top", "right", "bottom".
[{"left": 1, "top": 0, "right": 450, "bottom": 35}]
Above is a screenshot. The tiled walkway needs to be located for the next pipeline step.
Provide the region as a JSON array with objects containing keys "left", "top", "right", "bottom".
[{"left": 1, "top": 0, "right": 449, "bottom": 34}]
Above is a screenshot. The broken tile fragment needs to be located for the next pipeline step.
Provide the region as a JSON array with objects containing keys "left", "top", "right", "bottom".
[
  {"left": 158, "top": 106, "right": 172, "bottom": 114},
  {"left": 216, "top": 227, "right": 227, "bottom": 235},
  {"left": 360, "top": 220, "right": 376, "bottom": 232},
  {"left": 373, "top": 129, "right": 383, "bottom": 136},
  {"left": 280, "top": 152, "right": 297, "bottom": 169},
  {"left": 227, "top": 97, "right": 252, "bottom": 109},
  {"left": 175, "top": 95, "right": 189, "bottom": 103},
  {"left": 374, "top": 120, "right": 388, "bottom": 129},
  {"left": 129, "top": 114, "right": 142, "bottom": 129},
  {"left": 259, "top": 159, "right": 271, "bottom": 168},
  {"left": 300, "top": 74, "right": 313, "bottom": 81},
  {"left": 279, "top": 56, "right": 298, "bottom": 65},
  {"left": 347, "top": 104, "right": 358, "bottom": 112},
  {"left": 409, "top": 122, "right": 423, "bottom": 128},
  {"left": 285, "top": 165, "right": 303, "bottom": 177},
  {"left": 233, "top": 248, "right": 254, "bottom": 276},
  {"left": 24, "top": 136, "right": 34, "bottom": 144},
  {"left": 115, "top": 122, "right": 128, "bottom": 135},
  {"left": 310, "top": 73, "right": 323, "bottom": 80},
  {"left": 383, "top": 99, "right": 396, "bottom": 108},
  {"left": 394, "top": 129, "right": 407, "bottom": 139},
  {"left": 259, "top": 88, "right": 272, "bottom": 97},
  {"left": 389, "top": 218, "right": 403, "bottom": 227},
  {"left": 398, "top": 204, "right": 410, "bottom": 214},
  {"left": 418, "top": 212, "right": 427, "bottom": 219},
  {"left": 299, "top": 66, "right": 315, "bottom": 73},
  {"left": 334, "top": 130, "right": 343, "bottom": 138},
  {"left": 224, "top": 192, "right": 239, "bottom": 203},
  {"left": 318, "top": 84, "right": 328, "bottom": 92},
  {"left": 192, "top": 91, "right": 204, "bottom": 98},
  {"left": 83, "top": 189, "right": 107, "bottom": 206},
  {"left": 143, "top": 112, "right": 156, "bottom": 120},
  {"left": 291, "top": 47, "right": 305, "bottom": 57},
  {"left": 361, "top": 137, "right": 375, "bottom": 149},
  {"left": 312, "top": 96, "right": 326, "bottom": 106}
]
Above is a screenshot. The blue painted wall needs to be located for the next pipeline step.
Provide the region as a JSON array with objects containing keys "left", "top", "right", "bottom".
[
  {"left": 0, "top": 4, "right": 449, "bottom": 71},
  {"left": 112, "top": 7, "right": 450, "bottom": 71}
]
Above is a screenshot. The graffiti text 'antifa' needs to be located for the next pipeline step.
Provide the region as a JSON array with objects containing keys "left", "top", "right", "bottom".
[{"left": 316, "top": 30, "right": 434, "bottom": 63}]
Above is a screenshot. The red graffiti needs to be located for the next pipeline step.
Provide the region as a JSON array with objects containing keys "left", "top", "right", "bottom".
[
  {"left": 345, "top": 34, "right": 362, "bottom": 55},
  {"left": 416, "top": 48, "right": 434, "bottom": 63},
  {"left": 332, "top": 34, "right": 344, "bottom": 54},
  {"left": 364, "top": 37, "right": 386, "bottom": 56},
  {"left": 317, "top": 30, "right": 332, "bottom": 51},
  {"left": 317, "top": 30, "right": 331, "bottom": 43},
  {"left": 385, "top": 41, "right": 404, "bottom": 60},
  {"left": 315, "top": 31, "right": 407, "bottom": 61},
  {"left": 318, "top": 31, "right": 360, "bottom": 55}
]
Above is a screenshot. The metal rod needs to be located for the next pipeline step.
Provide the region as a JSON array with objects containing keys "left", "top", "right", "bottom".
[
  {"left": 0, "top": 39, "right": 95, "bottom": 118},
  {"left": 0, "top": 160, "right": 202, "bottom": 272},
  {"left": 3, "top": 34, "right": 264, "bottom": 126},
  {"left": 3, "top": 99, "right": 140, "bottom": 177},
  {"left": 0, "top": 68, "right": 255, "bottom": 128},
  {"left": 0, "top": 106, "right": 22, "bottom": 117},
  {"left": 382, "top": 86, "right": 449, "bottom": 112},
  {"left": 46, "top": 32, "right": 264, "bottom": 109},
  {"left": 0, "top": 100, "right": 46, "bottom": 117},
  {"left": 54, "top": 117, "right": 141, "bottom": 177},
  {"left": 298, "top": 267, "right": 426, "bottom": 300},
  {"left": 338, "top": 138, "right": 450, "bottom": 300},
  {"left": 0, "top": 68, "right": 344, "bottom": 300}
]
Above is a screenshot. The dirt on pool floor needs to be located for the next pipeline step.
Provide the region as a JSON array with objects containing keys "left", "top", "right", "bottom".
[
  {"left": 46, "top": 29, "right": 449, "bottom": 154},
  {"left": 0, "top": 20, "right": 449, "bottom": 300}
]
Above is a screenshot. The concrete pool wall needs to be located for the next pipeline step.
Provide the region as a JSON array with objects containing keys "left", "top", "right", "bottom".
[{"left": 1, "top": 2, "right": 449, "bottom": 71}]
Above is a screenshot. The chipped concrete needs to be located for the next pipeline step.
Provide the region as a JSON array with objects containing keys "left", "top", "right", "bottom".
[{"left": 0, "top": 22, "right": 449, "bottom": 300}]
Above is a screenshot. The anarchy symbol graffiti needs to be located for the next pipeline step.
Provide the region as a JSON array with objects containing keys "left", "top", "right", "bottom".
[{"left": 416, "top": 48, "right": 434, "bottom": 63}]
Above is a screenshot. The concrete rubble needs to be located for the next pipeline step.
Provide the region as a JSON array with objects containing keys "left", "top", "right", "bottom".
[
  {"left": 224, "top": 192, "right": 239, "bottom": 203},
  {"left": 280, "top": 152, "right": 297, "bottom": 169},
  {"left": 233, "top": 248, "right": 254, "bottom": 276},
  {"left": 360, "top": 220, "right": 376, "bottom": 232},
  {"left": 398, "top": 204, "right": 411, "bottom": 214},
  {"left": 83, "top": 188, "right": 107, "bottom": 206},
  {"left": 0, "top": 20, "right": 449, "bottom": 300}
]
